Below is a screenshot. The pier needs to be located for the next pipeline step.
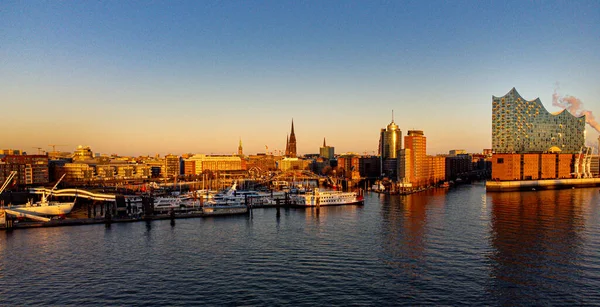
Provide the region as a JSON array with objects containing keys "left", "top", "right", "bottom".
[{"left": 485, "top": 178, "right": 600, "bottom": 192}]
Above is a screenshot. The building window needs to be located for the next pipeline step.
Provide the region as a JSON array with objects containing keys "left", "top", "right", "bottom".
[{"left": 497, "top": 158, "right": 504, "bottom": 164}]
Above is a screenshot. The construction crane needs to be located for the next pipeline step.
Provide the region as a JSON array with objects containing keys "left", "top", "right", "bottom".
[
  {"left": 48, "top": 144, "right": 67, "bottom": 152},
  {"left": 32, "top": 147, "right": 44, "bottom": 154}
]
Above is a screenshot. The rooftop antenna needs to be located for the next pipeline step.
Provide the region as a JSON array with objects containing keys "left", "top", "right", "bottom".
[{"left": 392, "top": 110, "right": 394, "bottom": 123}]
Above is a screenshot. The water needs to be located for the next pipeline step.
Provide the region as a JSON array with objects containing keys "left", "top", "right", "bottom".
[{"left": 1, "top": 184, "right": 600, "bottom": 305}]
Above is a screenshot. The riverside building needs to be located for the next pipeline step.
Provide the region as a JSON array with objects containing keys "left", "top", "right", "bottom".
[
  {"left": 490, "top": 88, "right": 589, "bottom": 181},
  {"left": 492, "top": 88, "right": 585, "bottom": 154},
  {"left": 183, "top": 154, "right": 242, "bottom": 175},
  {"left": 0, "top": 154, "right": 49, "bottom": 185}
]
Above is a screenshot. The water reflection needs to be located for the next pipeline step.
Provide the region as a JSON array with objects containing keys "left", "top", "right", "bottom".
[
  {"left": 488, "top": 189, "right": 590, "bottom": 304},
  {"left": 379, "top": 189, "right": 447, "bottom": 277},
  {"left": 303, "top": 204, "right": 362, "bottom": 225}
]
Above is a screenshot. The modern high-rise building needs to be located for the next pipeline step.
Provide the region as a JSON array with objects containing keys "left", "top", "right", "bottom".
[
  {"left": 398, "top": 130, "right": 445, "bottom": 187},
  {"left": 379, "top": 116, "right": 402, "bottom": 159},
  {"left": 402, "top": 130, "right": 427, "bottom": 185},
  {"left": 285, "top": 120, "right": 297, "bottom": 158},
  {"left": 492, "top": 88, "right": 585, "bottom": 154},
  {"left": 319, "top": 138, "right": 335, "bottom": 160},
  {"left": 379, "top": 113, "right": 402, "bottom": 177}
]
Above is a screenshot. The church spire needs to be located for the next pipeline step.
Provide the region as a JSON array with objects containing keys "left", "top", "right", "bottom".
[
  {"left": 323, "top": 137, "right": 326, "bottom": 147},
  {"left": 286, "top": 119, "right": 297, "bottom": 157},
  {"left": 238, "top": 137, "right": 243, "bottom": 156},
  {"left": 291, "top": 119, "right": 295, "bottom": 134},
  {"left": 285, "top": 134, "right": 289, "bottom": 156}
]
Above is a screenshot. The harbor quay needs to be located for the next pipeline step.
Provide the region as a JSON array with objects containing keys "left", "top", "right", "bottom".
[
  {"left": 486, "top": 178, "right": 600, "bottom": 192},
  {"left": 0, "top": 177, "right": 367, "bottom": 230}
]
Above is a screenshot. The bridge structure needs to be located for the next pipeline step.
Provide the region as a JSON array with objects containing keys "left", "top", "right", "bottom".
[{"left": 29, "top": 188, "right": 116, "bottom": 202}]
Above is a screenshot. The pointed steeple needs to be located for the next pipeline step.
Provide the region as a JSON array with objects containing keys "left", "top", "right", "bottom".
[
  {"left": 392, "top": 109, "right": 394, "bottom": 123},
  {"left": 285, "top": 134, "right": 289, "bottom": 157},
  {"left": 287, "top": 119, "right": 297, "bottom": 157},
  {"left": 323, "top": 137, "right": 326, "bottom": 147},
  {"left": 238, "top": 137, "right": 243, "bottom": 156}
]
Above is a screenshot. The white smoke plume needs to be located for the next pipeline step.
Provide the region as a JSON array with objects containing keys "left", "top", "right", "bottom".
[{"left": 552, "top": 88, "right": 600, "bottom": 133}]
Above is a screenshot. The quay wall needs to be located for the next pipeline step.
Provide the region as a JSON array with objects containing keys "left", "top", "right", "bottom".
[{"left": 486, "top": 178, "right": 600, "bottom": 192}]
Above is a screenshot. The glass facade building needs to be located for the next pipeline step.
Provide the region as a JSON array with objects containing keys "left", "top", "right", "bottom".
[
  {"left": 492, "top": 88, "right": 585, "bottom": 154},
  {"left": 379, "top": 120, "right": 401, "bottom": 159}
]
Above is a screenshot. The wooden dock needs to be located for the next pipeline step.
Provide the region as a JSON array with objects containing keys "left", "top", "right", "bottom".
[{"left": 1, "top": 207, "right": 249, "bottom": 230}]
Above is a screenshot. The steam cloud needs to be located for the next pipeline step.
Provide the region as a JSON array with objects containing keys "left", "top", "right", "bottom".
[{"left": 552, "top": 89, "right": 600, "bottom": 133}]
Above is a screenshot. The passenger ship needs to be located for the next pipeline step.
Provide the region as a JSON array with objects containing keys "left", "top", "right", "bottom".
[{"left": 293, "top": 188, "right": 364, "bottom": 207}]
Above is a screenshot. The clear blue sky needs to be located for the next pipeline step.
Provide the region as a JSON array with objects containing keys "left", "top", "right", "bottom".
[{"left": 2, "top": 1, "right": 599, "bottom": 156}]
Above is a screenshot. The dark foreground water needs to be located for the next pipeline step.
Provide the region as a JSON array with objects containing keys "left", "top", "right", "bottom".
[{"left": 1, "top": 183, "right": 600, "bottom": 305}]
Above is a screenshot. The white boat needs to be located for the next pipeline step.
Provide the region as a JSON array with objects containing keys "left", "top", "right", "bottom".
[
  {"left": 11, "top": 198, "right": 75, "bottom": 216},
  {"left": 5, "top": 174, "right": 75, "bottom": 216},
  {"left": 186, "top": 189, "right": 218, "bottom": 201},
  {"left": 208, "top": 182, "right": 275, "bottom": 206},
  {"left": 292, "top": 188, "right": 364, "bottom": 207}
]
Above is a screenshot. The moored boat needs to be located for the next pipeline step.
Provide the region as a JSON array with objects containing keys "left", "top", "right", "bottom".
[
  {"left": 292, "top": 188, "right": 364, "bottom": 207},
  {"left": 5, "top": 174, "right": 75, "bottom": 217}
]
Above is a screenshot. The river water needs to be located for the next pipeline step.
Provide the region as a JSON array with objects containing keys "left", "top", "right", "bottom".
[{"left": 1, "top": 183, "right": 599, "bottom": 305}]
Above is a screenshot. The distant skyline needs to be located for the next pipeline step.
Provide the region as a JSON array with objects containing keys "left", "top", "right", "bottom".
[{"left": 2, "top": 1, "right": 599, "bottom": 156}]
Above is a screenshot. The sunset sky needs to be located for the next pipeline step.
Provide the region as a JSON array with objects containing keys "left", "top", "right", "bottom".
[{"left": 2, "top": 1, "right": 599, "bottom": 156}]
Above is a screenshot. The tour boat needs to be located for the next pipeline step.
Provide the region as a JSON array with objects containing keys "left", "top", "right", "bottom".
[{"left": 292, "top": 188, "right": 364, "bottom": 207}]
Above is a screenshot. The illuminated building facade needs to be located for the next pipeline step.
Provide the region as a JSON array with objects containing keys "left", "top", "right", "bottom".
[
  {"left": 247, "top": 154, "right": 277, "bottom": 173},
  {"left": 379, "top": 116, "right": 401, "bottom": 177},
  {"left": 164, "top": 154, "right": 180, "bottom": 178},
  {"left": 492, "top": 88, "right": 585, "bottom": 154},
  {"left": 278, "top": 157, "right": 308, "bottom": 172},
  {"left": 379, "top": 119, "right": 401, "bottom": 159},
  {"left": 491, "top": 88, "right": 589, "bottom": 181},
  {"left": 337, "top": 154, "right": 360, "bottom": 179},
  {"left": 0, "top": 155, "right": 49, "bottom": 185},
  {"left": 404, "top": 130, "right": 426, "bottom": 184},
  {"left": 0, "top": 149, "right": 22, "bottom": 156},
  {"left": 72, "top": 146, "right": 94, "bottom": 161},
  {"left": 184, "top": 154, "right": 242, "bottom": 174}
]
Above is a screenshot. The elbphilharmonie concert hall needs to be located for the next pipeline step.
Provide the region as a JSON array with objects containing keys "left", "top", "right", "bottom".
[{"left": 492, "top": 88, "right": 586, "bottom": 154}]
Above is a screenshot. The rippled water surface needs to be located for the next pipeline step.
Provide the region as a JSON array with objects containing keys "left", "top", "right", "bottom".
[{"left": 2, "top": 184, "right": 600, "bottom": 305}]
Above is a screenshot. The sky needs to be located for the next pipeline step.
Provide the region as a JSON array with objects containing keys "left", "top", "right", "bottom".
[{"left": 2, "top": 1, "right": 599, "bottom": 156}]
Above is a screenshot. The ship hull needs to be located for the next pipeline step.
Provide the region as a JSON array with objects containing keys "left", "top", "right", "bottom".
[
  {"left": 292, "top": 199, "right": 364, "bottom": 207},
  {"left": 202, "top": 205, "right": 248, "bottom": 216},
  {"left": 11, "top": 202, "right": 75, "bottom": 216}
]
